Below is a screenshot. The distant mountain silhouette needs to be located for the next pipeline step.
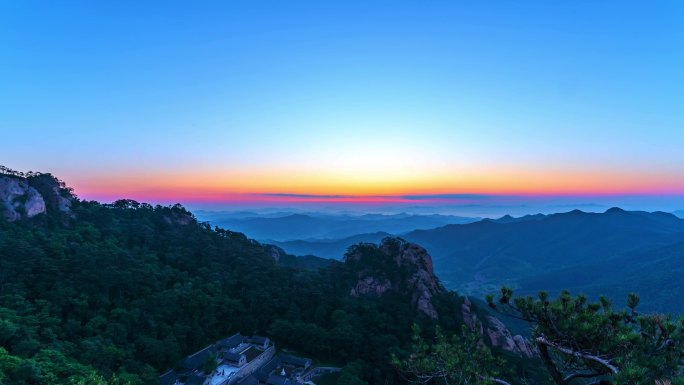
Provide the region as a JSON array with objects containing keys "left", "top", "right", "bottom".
[
  {"left": 402, "top": 208, "right": 684, "bottom": 312},
  {"left": 518, "top": 239, "right": 684, "bottom": 312},
  {"left": 273, "top": 208, "right": 684, "bottom": 313},
  {"left": 491, "top": 213, "right": 546, "bottom": 223},
  {"left": 271, "top": 231, "right": 392, "bottom": 259},
  {"left": 196, "top": 212, "right": 477, "bottom": 241}
]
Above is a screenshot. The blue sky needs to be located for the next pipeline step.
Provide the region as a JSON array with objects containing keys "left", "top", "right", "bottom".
[{"left": 1, "top": 1, "right": 683, "bottom": 212}]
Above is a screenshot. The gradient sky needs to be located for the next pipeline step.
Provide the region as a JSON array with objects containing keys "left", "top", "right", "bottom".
[{"left": 2, "top": 1, "right": 683, "bottom": 211}]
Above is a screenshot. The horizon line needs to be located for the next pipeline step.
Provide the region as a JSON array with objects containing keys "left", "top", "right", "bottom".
[{"left": 79, "top": 191, "right": 684, "bottom": 205}]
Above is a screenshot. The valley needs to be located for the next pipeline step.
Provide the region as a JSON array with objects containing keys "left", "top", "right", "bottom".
[{"left": 218, "top": 208, "right": 684, "bottom": 314}]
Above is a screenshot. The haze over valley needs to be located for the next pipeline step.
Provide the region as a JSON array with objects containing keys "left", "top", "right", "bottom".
[{"left": 196, "top": 207, "right": 684, "bottom": 314}]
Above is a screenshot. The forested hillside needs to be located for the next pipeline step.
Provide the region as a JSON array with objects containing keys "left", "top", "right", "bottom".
[
  {"left": 1, "top": 171, "right": 682, "bottom": 385},
  {"left": 0, "top": 172, "right": 495, "bottom": 385},
  {"left": 404, "top": 208, "right": 684, "bottom": 311}
]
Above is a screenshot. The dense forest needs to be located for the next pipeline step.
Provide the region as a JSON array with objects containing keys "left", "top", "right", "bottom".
[
  {"left": 0, "top": 171, "right": 682, "bottom": 385},
  {"left": 0, "top": 172, "right": 490, "bottom": 385}
]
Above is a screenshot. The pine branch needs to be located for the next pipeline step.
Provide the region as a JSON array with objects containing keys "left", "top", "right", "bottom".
[
  {"left": 536, "top": 336, "right": 619, "bottom": 375},
  {"left": 563, "top": 371, "right": 601, "bottom": 382}
]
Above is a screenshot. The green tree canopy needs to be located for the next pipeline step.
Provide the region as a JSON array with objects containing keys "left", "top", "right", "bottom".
[
  {"left": 392, "top": 324, "right": 509, "bottom": 385},
  {"left": 487, "top": 289, "right": 684, "bottom": 385}
]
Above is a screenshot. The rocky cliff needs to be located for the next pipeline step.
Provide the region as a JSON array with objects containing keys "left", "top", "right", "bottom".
[
  {"left": 346, "top": 237, "right": 441, "bottom": 319},
  {"left": 0, "top": 175, "right": 46, "bottom": 220},
  {"left": 461, "top": 296, "right": 535, "bottom": 358},
  {"left": 0, "top": 168, "right": 73, "bottom": 221},
  {"left": 343, "top": 238, "right": 535, "bottom": 357}
]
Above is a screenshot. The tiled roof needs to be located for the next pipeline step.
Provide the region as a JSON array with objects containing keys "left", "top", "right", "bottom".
[
  {"left": 186, "top": 374, "right": 207, "bottom": 385},
  {"left": 279, "top": 355, "right": 311, "bottom": 368},
  {"left": 249, "top": 335, "right": 270, "bottom": 345},
  {"left": 238, "top": 375, "right": 259, "bottom": 385},
  {"left": 224, "top": 351, "right": 244, "bottom": 363},
  {"left": 217, "top": 333, "right": 245, "bottom": 350},
  {"left": 159, "top": 370, "right": 179, "bottom": 385},
  {"left": 179, "top": 345, "right": 214, "bottom": 371},
  {"left": 266, "top": 374, "right": 290, "bottom": 385},
  {"left": 259, "top": 356, "right": 280, "bottom": 375}
]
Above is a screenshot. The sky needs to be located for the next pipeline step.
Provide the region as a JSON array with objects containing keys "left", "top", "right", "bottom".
[{"left": 2, "top": 1, "right": 683, "bottom": 214}]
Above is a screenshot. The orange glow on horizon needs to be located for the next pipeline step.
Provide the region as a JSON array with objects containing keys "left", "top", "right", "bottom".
[{"left": 66, "top": 165, "right": 684, "bottom": 203}]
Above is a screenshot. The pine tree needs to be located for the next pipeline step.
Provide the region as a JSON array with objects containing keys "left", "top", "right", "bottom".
[
  {"left": 487, "top": 289, "right": 684, "bottom": 385},
  {"left": 392, "top": 324, "right": 510, "bottom": 385}
]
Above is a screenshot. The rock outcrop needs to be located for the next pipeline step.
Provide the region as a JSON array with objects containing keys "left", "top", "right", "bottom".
[
  {"left": 0, "top": 169, "right": 74, "bottom": 221},
  {"left": 346, "top": 238, "right": 441, "bottom": 319},
  {"left": 0, "top": 175, "right": 47, "bottom": 221},
  {"left": 162, "top": 211, "right": 194, "bottom": 226},
  {"left": 350, "top": 276, "right": 393, "bottom": 297},
  {"left": 461, "top": 296, "right": 535, "bottom": 358},
  {"left": 266, "top": 245, "right": 286, "bottom": 263},
  {"left": 484, "top": 315, "right": 535, "bottom": 357}
]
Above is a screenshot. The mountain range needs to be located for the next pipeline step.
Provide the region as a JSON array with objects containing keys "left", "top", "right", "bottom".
[
  {"left": 273, "top": 208, "right": 684, "bottom": 313},
  {"left": 194, "top": 211, "right": 477, "bottom": 241}
]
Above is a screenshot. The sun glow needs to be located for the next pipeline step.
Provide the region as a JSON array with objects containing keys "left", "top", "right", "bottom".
[{"left": 68, "top": 159, "right": 684, "bottom": 204}]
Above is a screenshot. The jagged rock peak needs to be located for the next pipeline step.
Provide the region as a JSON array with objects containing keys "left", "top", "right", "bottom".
[
  {"left": 346, "top": 237, "right": 441, "bottom": 319},
  {"left": 0, "top": 166, "right": 74, "bottom": 221}
]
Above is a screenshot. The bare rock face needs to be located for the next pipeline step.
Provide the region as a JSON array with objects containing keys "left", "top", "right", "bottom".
[
  {"left": 265, "top": 245, "right": 285, "bottom": 263},
  {"left": 461, "top": 296, "right": 535, "bottom": 358},
  {"left": 0, "top": 176, "right": 47, "bottom": 221},
  {"left": 24, "top": 191, "right": 47, "bottom": 217},
  {"left": 512, "top": 334, "right": 534, "bottom": 357},
  {"left": 0, "top": 171, "right": 75, "bottom": 221},
  {"left": 51, "top": 183, "right": 72, "bottom": 213},
  {"left": 350, "top": 276, "right": 392, "bottom": 297},
  {"left": 461, "top": 297, "right": 485, "bottom": 335},
  {"left": 392, "top": 243, "right": 440, "bottom": 319},
  {"left": 347, "top": 238, "right": 441, "bottom": 319},
  {"left": 163, "top": 213, "right": 194, "bottom": 226},
  {"left": 485, "top": 316, "right": 532, "bottom": 355}
]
